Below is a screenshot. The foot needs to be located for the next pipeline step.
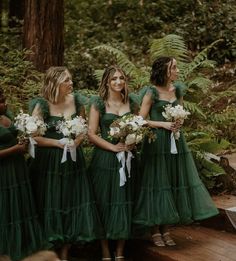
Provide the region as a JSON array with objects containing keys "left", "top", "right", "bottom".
[
  {"left": 162, "top": 232, "right": 176, "bottom": 246},
  {"left": 115, "top": 256, "right": 125, "bottom": 260},
  {"left": 151, "top": 233, "right": 165, "bottom": 247}
]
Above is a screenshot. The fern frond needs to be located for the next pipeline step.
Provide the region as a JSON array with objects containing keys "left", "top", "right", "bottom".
[
  {"left": 188, "top": 77, "right": 213, "bottom": 93},
  {"left": 210, "top": 109, "right": 236, "bottom": 123},
  {"left": 181, "top": 39, "right": 222, "bottom": 81},
  {"left": 184, "top": 100, "right": 206, "bottom": 118},
  {"left": 94, "top": 69, "right": 104, "bottom": 83},
  {"left": 93, "top": 44, "right": 139, "bottom": 78},
  {"left": 150, "top": 34, "right": 188, "bottom": 63}
]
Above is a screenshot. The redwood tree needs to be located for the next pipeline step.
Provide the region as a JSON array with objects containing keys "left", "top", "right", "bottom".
[{"left": 23, "top": 0, "right": 64, "bottom": 71}]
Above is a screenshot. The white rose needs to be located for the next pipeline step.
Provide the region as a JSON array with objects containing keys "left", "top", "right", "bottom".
[
  {"left": 125, "top": 133, "right": 136, "bottom": 145},
  {"left": 25, "top": 121, "right": 38, "bottom": 134},
  {"left": 135, "top": 134, "right": 143, "bottom": 144},
  {"left": 62, "top": 128, "right": 70, "bottom": 137}
]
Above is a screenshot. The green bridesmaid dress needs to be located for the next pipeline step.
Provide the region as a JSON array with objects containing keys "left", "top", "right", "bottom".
[
  {"left": 0, "top": 111, "right": 43, "bottom": 260},
  {"left": 29, "top": 92, "right": 103, "bottom": 246},
  {"left": 133, "top": 85, "right": 219, "bottom": 226},
  {"left": 88, "top": 94, "right": 140, "bottom": 239}
]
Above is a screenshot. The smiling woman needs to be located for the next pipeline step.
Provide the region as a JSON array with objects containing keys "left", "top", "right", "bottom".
[{"left": 88, "top": 65, "right": 140, "bottom": 261}]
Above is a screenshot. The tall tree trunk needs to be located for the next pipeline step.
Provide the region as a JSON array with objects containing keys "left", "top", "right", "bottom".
[
  {"left": 23, "top": 0, "right": 64, "bottom": 72},
  {"left": 9, "top": 0, "right": 24, "bottom": 28}
]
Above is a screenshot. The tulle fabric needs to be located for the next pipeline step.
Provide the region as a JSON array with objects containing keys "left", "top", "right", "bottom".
[
  {"left": 0, "top": 123, "right": 44, "bottom": 260},
  {"left": 29, "top": 94, "right": 103, "bottom": 246},
  {"left": 133, "top": 86, "right": 219, "bottom": 226},
  {"left": 88, "top": 94, "right": 140, "bottom": 239}
]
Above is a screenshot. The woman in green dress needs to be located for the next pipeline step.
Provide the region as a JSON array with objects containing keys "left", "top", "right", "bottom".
[
  {"left": 0, "top": 88, "right": 43, "bottom": 260},
  {"left": 133, "top": 56, "right": 219, "bottom": 247},
  {"left": 88, "top": 65, "right": 139, "bottom": 260},
  {"left": 29, "top": 67, "right": 102, "bottom": 260}
]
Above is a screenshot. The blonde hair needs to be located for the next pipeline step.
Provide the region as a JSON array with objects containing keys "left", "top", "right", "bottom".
[
  {"left": 98, "top": 65, "right": 129, "bottom": 103},
  {"left": 41, "top": 66, "right": 72, "bottom": 104}
]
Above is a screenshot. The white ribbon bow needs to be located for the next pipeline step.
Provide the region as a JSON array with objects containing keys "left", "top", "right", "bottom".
[
  {"left": 59, "top": 138, "right": 77, "bottom": 163},
  {"left": 28, "top": 137, "right": 37, "bottom": 158},
  {"left": 170, "top": 132, "right": 178, "bottom": 154},
  {"left": 116, "top": 151, "right": 134, "bottom": 187}
]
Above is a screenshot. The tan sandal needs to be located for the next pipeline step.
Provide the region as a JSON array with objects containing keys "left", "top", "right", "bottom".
[
  {"left": 115, "top": 256, "right": 125, "bottom": 260},
  {"left": 162, "top": 232, "right": 176, "bottom": 246},
  {"left": 151, "top": 233, "right": 165, "bottom": 247}
]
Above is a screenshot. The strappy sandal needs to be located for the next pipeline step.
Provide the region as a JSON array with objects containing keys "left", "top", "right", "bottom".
[
  {"left": 102, "top": 258, "right": 112, "bottom": 260},
  {"left": 151, "top": 233, "right": 165, "bottom": 247},
  {"left": 115, "top": 256, "right": 125, "bottom": 260},
  {"left": 162, "top": 232, "right": 176, "bottom": 246}
]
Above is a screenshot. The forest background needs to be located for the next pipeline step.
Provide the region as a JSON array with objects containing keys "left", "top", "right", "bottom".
[{"left": 0, "top": 0, "right": 235, "bottom": 192}]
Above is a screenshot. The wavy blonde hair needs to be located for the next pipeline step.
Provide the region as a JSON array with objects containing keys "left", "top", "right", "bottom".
[
  {"left": 41, "top": 66, "right": 72, "bottom": 103},
  {"left": 98, "top": 65, "right": 129, "bottom": 103}
]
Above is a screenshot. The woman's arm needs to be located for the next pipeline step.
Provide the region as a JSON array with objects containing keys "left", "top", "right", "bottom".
[
  {"left": 139, "top": 94, "right": 174, "bottom": 131},
  {"left": 88, "top": 105, "right": 126, "bottom": 152},
  {"left": 0, "top": 143, "right": 28, "bottom": 158}
]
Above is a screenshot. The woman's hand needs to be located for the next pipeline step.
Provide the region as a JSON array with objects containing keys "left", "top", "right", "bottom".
[
  {"left": 74, "top": 133, "right": 86, "bottom": 147},
  {"left": 160, "top": 121, "right": 177, "bottom": 131},
  {"left": 111, "top": 142, "right": 127, "bottom": 152},
  {"left": 15, "top": 143, "right": 29, "bottom": 154},
  {"left": 125, "top": 143, "right": 136, "bottom": 151},
  {"left": 175, "top": 119, "right": 183, "bottom": 130}
]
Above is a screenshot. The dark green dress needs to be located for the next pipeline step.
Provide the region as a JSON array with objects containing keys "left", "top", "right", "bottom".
[
  {"left": 29, "top": 93, "right": 103, "bottom": 245},
  {"left": 88, "top": 94, "right": 140, "bottom": 239},
  {"left": 0, "top": 111, "right": 43, "bottom": 260},
  {"left": 133, "top": 85, "right": 219, "bottom": 226}
]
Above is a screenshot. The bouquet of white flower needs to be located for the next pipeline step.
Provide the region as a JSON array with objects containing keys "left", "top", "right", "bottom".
[
  {"left": 56, "top": 116, "right": 87, "bottom": 163},
  {"left": 109, "top": 114, "right": 155, "bottom": 186},
  {"left": 162, "top": 104, "right": 190, "bottom": 154},
  {"left": 14, "top": 110, "right": 47, "bottom": 157},
  {"left": 109, "top": 114, "right": 155, "bottom": 145}
]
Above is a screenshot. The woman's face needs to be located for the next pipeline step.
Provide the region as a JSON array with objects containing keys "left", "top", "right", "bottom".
[
  {"left": 59, "top": 71, "right": 73, "bottom": 96},
  {"left": 0, "top": 93, "right": 7, "bottom": 115},
  {"left": 167, "top": 59, "right": 179, "bottom": 81},
  {"left": 108, "top": 70, "right": 126, "bottom": 93}
]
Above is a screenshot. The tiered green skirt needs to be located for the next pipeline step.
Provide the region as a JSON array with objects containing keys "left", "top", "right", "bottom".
[
  {"left": 88, "top": 147, "right": 139, "bottom": 239},
  {"left": 29, "top": 146, "right": 103, "bottom": 245},
  {"left": 133, "top": 128, "right": 219, "bottom": 226},
  {"left": 0, "top": 154, "right": 44, "bottom": 260}
]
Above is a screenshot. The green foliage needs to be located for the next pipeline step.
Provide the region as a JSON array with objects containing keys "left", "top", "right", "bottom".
[
  {"left": 150, "top": 34, "right": 189, "bottom": 63},
  {"left": 0, "top": 33, "right": 43, "bottom": 114},
  {"left": 194, "top": 151, "right": 225, "bottom": 190}
]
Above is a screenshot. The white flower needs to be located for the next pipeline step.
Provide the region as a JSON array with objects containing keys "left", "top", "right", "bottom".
[
  {"left": 14, "top": 111, "right": 47, "bottom": 138},
  {"left": 162, "top": 104, "right": 190, "bottom": 121},
  {"left": 56, "top": 116, "right": 87, "bottom": 139},
  {"left": 136, "top": 134, "right": 143, "bottom": 144},
  {"left": 110, "top": 127, "right": 120, "bottom": 136},
  {"left": 125, "top": 133, "right": 136, "bottom": 145},
  {"left": 134, "top": 115, "right": 147, "bottom": 126},
  {"left": 25, "top": 121, "right": 38, "bottom": 134}
]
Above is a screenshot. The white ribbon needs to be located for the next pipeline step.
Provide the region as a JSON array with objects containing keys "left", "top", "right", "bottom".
[
  {"left": 59, "top": 138, "right": 77, "bottom": 163},
  {"left": 116, "top": 151, "right": 134, "bottom": 187},
  {"left": 28, "top": 137, "right": 37, "bottom": 158},
  {"left": 170, "top": 132, "right": 178, "bottom": 154}
]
